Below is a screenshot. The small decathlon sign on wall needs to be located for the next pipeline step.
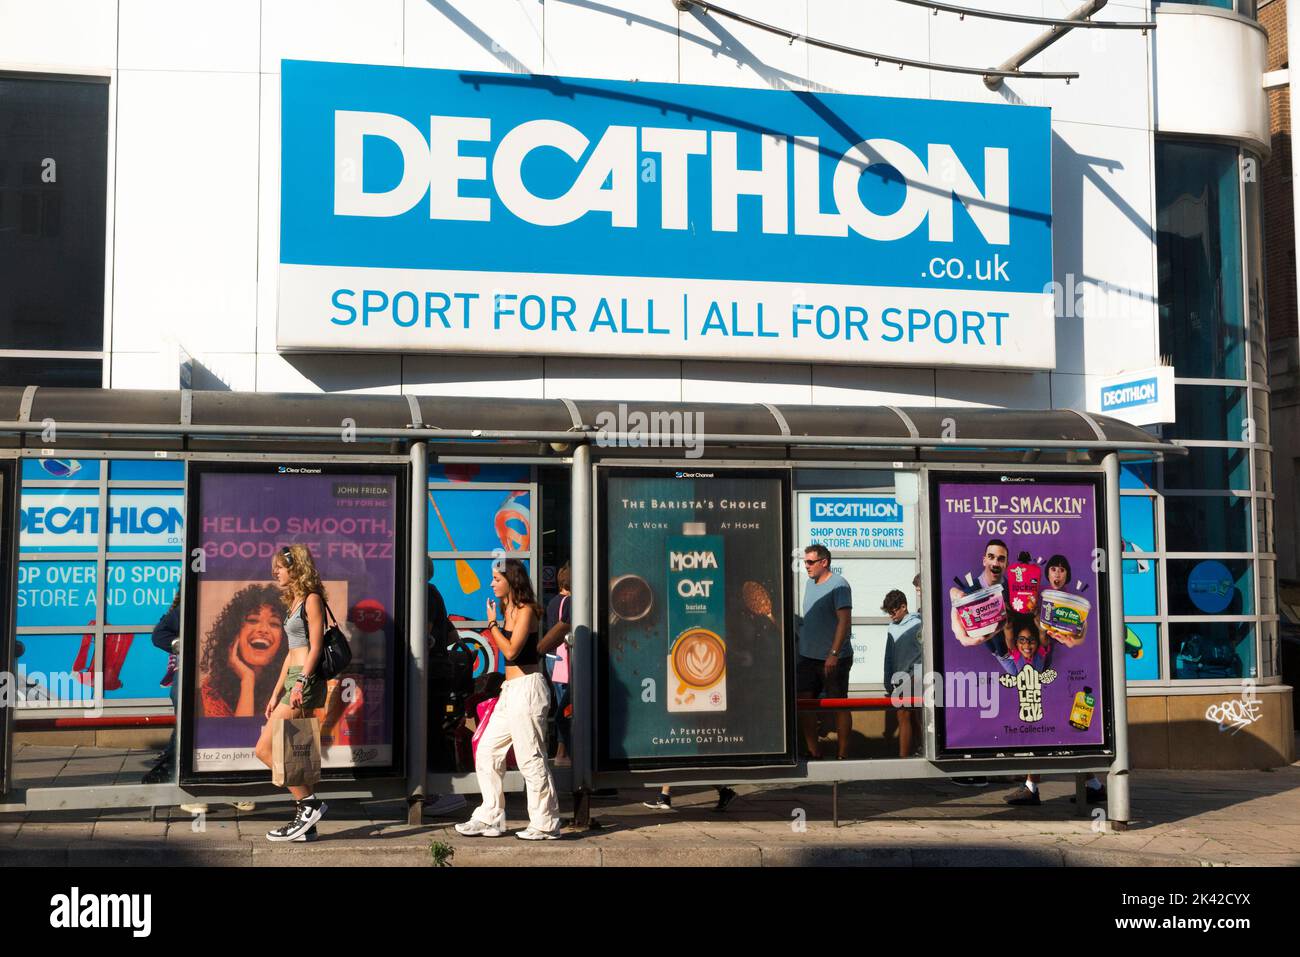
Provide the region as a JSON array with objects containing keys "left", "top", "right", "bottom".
[
  {"left": 278, "top": 61, "right": 1054, "bottom": 368},
  {"left": 1088, "top": 366, "right": 1175, "bottom": 427}
]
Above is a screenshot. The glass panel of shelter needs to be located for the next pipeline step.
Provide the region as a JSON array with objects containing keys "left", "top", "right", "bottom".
[
  {"left": 793, "top": 468, "right": 921, "bottom": 761},
  {"left": 425, "top": 461, "right": 541, "bottom": 775},
  {"left": 13, "top": 452, "right": 185, "bottom": 789}
]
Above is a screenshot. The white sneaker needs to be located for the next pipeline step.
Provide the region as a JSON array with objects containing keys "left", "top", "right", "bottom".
[
  {"left": 231, "top": 801, "right": 257, "bottom": 812},
  {"left": 515, "top": 826, "right": 560, "bottom": 841},
  {"left": 454, "top": 817, "right": 504, "bottom": 837},
  {"left": 179, "top": 803, "right": 209, "bottom": 815},
  {"left": 424, "top": 793, "right": 468, "bottom": 816}
]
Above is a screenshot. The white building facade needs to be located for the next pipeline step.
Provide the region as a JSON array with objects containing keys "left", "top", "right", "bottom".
[{"left": 0, "top": 0, "right": 1288, "bottom": 767}]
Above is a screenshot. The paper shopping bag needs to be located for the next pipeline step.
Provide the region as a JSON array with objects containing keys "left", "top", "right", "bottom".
[{"left": 272, "top": 714, "right": 322, "bottom": 788}]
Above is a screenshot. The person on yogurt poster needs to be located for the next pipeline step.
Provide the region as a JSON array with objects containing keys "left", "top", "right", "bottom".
[
  {"left": 1003, "top": 553, "right": 1105, "bottom": 806},
  {"left": 936, "top": 480, "right": 1106, "bottom": 781}
]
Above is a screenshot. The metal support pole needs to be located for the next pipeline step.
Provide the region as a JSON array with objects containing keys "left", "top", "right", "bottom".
[
  {"left": 407, "top": 441, "right": 429, "bottom": 825},
  {"left": 1103, "top": 452, "right": 1130, "bottom": 829},
  {"left": 832, "top": 781, "right": 840, "bottom": 828},
  {"left": 984, "top": 0, "right": 1109, "bottom": 90},
  {"left": 1074, "top": 773, "right": 1088, "bottom": 817},
  {"left": 570, "top": 443, "right": 594, "bottom": 827}
]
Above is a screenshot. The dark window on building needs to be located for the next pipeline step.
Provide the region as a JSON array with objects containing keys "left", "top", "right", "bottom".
[
  {"left": 1156, "top": 140, "right": 1246, "bottom": 380},
  {"left": 0, "top": 356, "right": 101, "bottom": 387},
  {"left": 0, "top": 76, "right": 108, "bottom": 356}
]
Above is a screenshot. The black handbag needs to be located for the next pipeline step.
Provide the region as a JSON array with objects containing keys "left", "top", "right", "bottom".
[{"left": 311, "top": 600, "right": 353, "bottom": 681}]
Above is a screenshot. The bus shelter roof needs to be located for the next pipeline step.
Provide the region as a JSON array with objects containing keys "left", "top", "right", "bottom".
[{"left": 0, "top": 387, "right": 1181, "bottom": 456}]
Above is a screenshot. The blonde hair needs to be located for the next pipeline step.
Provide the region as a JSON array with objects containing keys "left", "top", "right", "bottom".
[{"left": 272, "top": 544, "right": 327, "bottom": 606}]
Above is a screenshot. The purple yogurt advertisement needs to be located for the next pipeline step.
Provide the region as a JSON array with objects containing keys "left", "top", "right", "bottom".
[
  {"left": 186, "top": 467, "right": 401, "bottom": 775},
  {"left": 933, "top": 476, "right": 1108, "bottom": 753}
]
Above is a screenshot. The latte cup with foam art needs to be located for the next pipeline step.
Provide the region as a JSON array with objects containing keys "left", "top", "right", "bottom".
[{"left": 666, "top": 522, "right": 727, "bottom": 713}]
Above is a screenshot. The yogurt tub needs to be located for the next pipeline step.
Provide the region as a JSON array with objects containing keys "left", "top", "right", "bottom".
[
  {"left": 953, "top": 586, "right": 1006, "bottom": 640},
  {"left": 1039, "top": 589, "right": 1092, "bottom": 642}
]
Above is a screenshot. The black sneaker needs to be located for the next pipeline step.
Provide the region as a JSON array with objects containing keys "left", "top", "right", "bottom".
[
  {"left": 952, "top": 777, "right": 989, "bottom": 788},
  {"left": 266, "top": 805, "right": 310, "bottom": 842},
  {"left": 266, "top": 800, "right": 329, "bottom": 842},
  {"left": 1005, "top": 786, "right": 1042, "bottom": 806},
  {"left": 643, "top": 793, "right": 672, "bottom": 810},
  {"left": 1071, "top": 784, "right": 1108, "bottom": 805},
  {"left": 714, "top": 787, "right": 737, "bottom": 812}
]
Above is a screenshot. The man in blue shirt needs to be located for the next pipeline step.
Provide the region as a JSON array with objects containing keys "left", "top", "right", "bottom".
[
  {"left": 797, "top": 544, "right": 853, "bottom": 760},
  {"left": 949, "top": 538, "right": 1010, "bottom": 646}
]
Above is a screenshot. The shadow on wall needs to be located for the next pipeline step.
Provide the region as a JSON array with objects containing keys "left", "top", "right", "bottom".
[
  {"left": 279, "top": 352, "right": 574, "bottom": 395},
  {"left": 426, "top": 0, "right": 533, "bottom": 74},
  {"left": 428, "top": 0, "right": 809, "bottom": 90},
  {"left": 1050, "top": 130, "right": 1157, "bottom": 376},
  {"left": 185, "top": 356, "right": 233, "bottom": 392},
  {"left": 281, "top": 353, "right": 402, "bottom": 393}
]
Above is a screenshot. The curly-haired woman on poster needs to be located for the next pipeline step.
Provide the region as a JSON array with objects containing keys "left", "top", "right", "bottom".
[
  {"left": 456, "top": 558, "right": 561, "bottom": 840},
  {"left": 254, "top": 544, "right": 331, "bottom": 842},
  {"left": 199, "top": 584, "right": 288, "bottom": 718}
]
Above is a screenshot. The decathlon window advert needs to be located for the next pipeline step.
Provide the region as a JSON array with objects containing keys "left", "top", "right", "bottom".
[
  {"left": 929, "top": 473, "right": 1113, "bottom": 757},
  {"left": 181, "top": 463, "right": 406, "bottom": 781},
  {"left": 279, "top": 61, "right": 1053, "bottom": 369},
  {"left": 598, "top": 468, "right": 794, "bottom": 770}
]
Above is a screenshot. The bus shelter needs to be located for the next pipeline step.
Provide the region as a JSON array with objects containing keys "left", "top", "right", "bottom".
[{"left": 0, "top": 387, "right": 1182, "bottom": 827}]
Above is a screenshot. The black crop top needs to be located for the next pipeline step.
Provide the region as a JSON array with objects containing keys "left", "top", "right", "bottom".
[{"left": 500, "top": 625, "right": 540, "bottom": 667}]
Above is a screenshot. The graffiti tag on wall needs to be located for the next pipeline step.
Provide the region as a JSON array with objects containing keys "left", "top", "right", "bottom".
[{"left": 1205, "top": 684, "right": 1262, "bottom": 735}]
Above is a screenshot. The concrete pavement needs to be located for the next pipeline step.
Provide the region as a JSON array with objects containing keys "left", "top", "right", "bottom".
[{"left": 4, "top": 747, "right": 1300, "bottom": 865}]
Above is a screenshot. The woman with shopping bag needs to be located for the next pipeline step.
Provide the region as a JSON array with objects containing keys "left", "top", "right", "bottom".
[
  {"left": 455, "top": 558, "right": 562, "bottom": 840},
  {"left": 253, "top": 545, "right": 330, "bottom": 842}
]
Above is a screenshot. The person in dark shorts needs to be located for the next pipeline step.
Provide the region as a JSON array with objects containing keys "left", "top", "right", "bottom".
[
  {"left": 424, "top": 557, "right": 468, "bottom": 816},
  {"left": 796, "top": 544, "right": 853, "bottom": 760},
  {"left": 881, "top": 588, "right": 922, "bottom": 758},
  {"left": 539, "top": 562, "right": 573, "bottom": 766}
]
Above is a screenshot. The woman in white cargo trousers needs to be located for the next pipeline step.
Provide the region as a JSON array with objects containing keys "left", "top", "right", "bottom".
[{"left": 456, "top": 559, "right": 561, "bottom": 840}]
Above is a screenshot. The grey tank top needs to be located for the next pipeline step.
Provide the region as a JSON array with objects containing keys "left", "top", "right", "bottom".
[{"left": 285, "top": 601, "right": 309, "bottom": 650}]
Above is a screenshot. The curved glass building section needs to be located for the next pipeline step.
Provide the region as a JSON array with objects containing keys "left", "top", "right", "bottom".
[{"left": 1125, "top": 138, "right": 1277, "bottom": 685}]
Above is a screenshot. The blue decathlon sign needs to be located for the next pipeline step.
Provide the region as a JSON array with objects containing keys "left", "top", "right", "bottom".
[
  {"left": 1101, "top": 377, "right": 1158, "bottom": 412},
  {"left": 809, "top": 496, "right": 903, "bottom": 523},
  {"left": 279, "top": 61, "right": 1053, "bottom": 368}
]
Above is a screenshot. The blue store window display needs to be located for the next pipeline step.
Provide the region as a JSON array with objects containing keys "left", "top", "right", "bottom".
[
  {"left": 16, "top": 458, "right": 184, "bottom": 711},
  {"left": 427, "top": 463, "right": 537, "bottom": 677}
]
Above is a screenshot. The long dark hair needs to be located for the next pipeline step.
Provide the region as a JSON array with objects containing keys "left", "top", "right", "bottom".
[
  {"left": 200, "top": 584, "right": 287, "bottom": 712},
  {"left": 497, "top": 558, "right": 543, "bottom": 619}
]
